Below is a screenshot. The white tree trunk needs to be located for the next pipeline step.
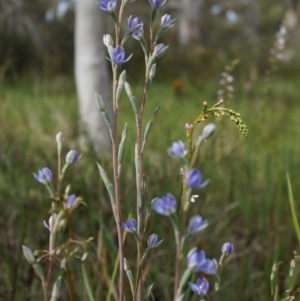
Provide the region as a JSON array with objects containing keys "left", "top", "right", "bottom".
[
  {"left": 75, "top": 0, "right": 112, "bottom": 156},
  {"left": 285, "top": 0, "right": 300, "bottom": 34},
  {"left": 178, "top": 0, "right": 203, "bottom": 46}
]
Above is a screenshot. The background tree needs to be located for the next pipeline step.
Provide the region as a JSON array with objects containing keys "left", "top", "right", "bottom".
[
  {"left": 177, "top": 0, "right": 204, "bottom": 46},
  {"left": 75, "top": 0, "right": 112, "bottom": 155}
]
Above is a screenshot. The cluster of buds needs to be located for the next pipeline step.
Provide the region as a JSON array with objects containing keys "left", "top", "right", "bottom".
[
  {"left": 188, "top": 242, "right": 233, "bottom": 296},
  {"left": 217, "top": 59, "right": 239, "bottom": 102},
  {"left": 266, "top": 20, "right": 288, "bottom": 87},
  {"left": 227, "top": 110, "right": 249, "bottom": 137}
]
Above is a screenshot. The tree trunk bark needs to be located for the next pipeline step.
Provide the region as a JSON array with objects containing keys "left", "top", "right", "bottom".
[
  {"left": 75, "top": 0, "right": 112, "bottom": 156},
  {"left": 178, "top": 0, "right": 203, "bottom": 46},
  {"left": 285, "top": 0, "right": 300, "bottom": 33}
]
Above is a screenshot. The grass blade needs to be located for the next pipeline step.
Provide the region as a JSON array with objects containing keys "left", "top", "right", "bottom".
[{"left": 286, "top": 172, "right": 300, "bottom": 244}]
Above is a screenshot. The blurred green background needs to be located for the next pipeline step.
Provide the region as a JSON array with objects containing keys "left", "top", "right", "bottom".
[{"left": 1, "top": 0, "right": 300, "bottom": 300}]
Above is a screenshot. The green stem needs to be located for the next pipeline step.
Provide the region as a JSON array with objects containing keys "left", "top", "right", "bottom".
[
  {"left": 287, "top": 172, "right": 300, "bottom": 244},
  {"left": 65, "top": 264, "right": 76, "bottom": 301},
  {"left": 41, "top": 277, "right": 48, "bottom": 301}
]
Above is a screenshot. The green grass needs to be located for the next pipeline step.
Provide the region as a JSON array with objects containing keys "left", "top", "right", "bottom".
[{"left": 1, "top": 76, "right": 300, "bottom": 300}]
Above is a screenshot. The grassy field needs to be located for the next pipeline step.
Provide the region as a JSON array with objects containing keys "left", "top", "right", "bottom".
[{"left": 1, "top": 75, "right": 300, "bottom": 301}]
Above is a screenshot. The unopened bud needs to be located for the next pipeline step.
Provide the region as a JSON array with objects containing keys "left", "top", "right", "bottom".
[
  {"left": 56, "top": 132, "right": 64, "bottom": 144},
  {"left": 103, "top": 34, "right": 114, "bottom": 47},
  {"left": 81, "top": 252, "right": 88, "bottom": 262},
  {"left": 65, "top": 150, "right": 80, "bottom": 165},
  {"left": 202, "top": 123, "right": 216, "bottom": 139},
  {"left": 153, "top": 43, "right": 169, "bottom": 58},
  {"left": 221, "top": 242, "right": 233, "bottom": 256},
  {"left": 149, "top": 63, "right": 156, "bottom": 80}
]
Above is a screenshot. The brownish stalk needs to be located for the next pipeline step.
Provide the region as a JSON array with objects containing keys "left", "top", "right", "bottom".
[
  {"left": 134, "top": 71, "right": 151, "bottom": 301},
  {"left": 174, "top": 188, "right": 190, "bottom": 300},
  {"left": 173, "top": 230, "right": 181, "bottom": 300},
  {"left": 134, "top": 23, "right": 155, "bottom": 301},
  {"left": 111, "top": 66, "right": 124, "bottom": 301},
  {"left": 46, "top": 144, "right": 63, "bottom": 292},
  {"left": 110, "top": 2, "right": 127, "bottom": 299}
]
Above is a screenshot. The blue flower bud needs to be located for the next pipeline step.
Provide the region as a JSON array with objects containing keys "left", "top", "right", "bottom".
[
  {"left": 167, "top": 141, "right": 186, "bottom": 159},
  {"left": 153, "top": 43, "right": 168, "bottom": 58},
  {"left": 151, "top": 194, "right": 177, "bottom": 216},
  {"left": 222, "top": 242, "right": 233, "bottom": 256},
  {"left": 188, "top": 215, "right": 208, "bottom": 234},
  {"left": 186, "top": 169, "right": 209, "bottom": 189},
  {"left": 202, "top": 123, "right": 216, "bottom": 139},
  {"left": 147, "top": 233, "right": 164, "bottom": 248},
  {"left": 189, "top": 278, "right": 209, "bottom": 295},
  {"left": 161, "top": 14, "right": 176, "bottom": 29},
  {"left": 66, "top": 150, "right": 80, "bottom": 165},
  {"left": 33, "top": 167, "right": 52, "bottom": 185},
  {"left": 122, "top": 218, "right": 137, "bottom": 233},
  {"left": 97, "top": 0, "right": 117, "bottom": 12},
  {"left": 66, "top": 194, "right": 76, "bottom": 208}
]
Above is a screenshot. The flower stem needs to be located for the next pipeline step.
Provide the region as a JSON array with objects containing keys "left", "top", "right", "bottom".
[
  {"left": 65, "top": 264, "right": 77, "bottom": 301},
  {"left": 111, "top": 64, "right": 124, "bottom": 301}
]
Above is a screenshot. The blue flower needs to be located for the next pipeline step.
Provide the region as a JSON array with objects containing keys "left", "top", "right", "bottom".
[
  {"left": 187, "top": 248, "right": 199, "bottom": 269},
  {"left": 189, "top": 278, "right": 209, "bottom": 295},
  {"left": 167, "top": 141, "right": 186, "bottom": 159},
  {"left": 187, "top": 248, "right": 218, "bottom": 275},
  {"left": 122, "top": 218, "right": 137, "bottom": 233},
  {"left": 132, "top": 27, "right": 144, "bottom": 40},
  {"left": 128, "top": 16, "right": 144, "bottom": 40},
  {"left": 222, "top": 242, "right": 233, "bottom": 256},
  {"left": 151, "top": 194, "right": 177, "bottom": 216},
  {"left": 33, "top": 167, "right": 52, "bottom": 185},
  {"left": 107, "top": 46, "right": 133, "bottom": 65},
  {"left": 97, "top": 0, "right": 117, "bottom": 12},
  {"left": 66, "top": 194, "right": 76, "bottom": 208},
  {"left": 161, "top": 14, "right": 176, "bottom": 29},
  {"left": 200, "top": 258, "right": 218, "bottom": 275},
  {"left": 149, "top": 0, "right": 166, "bottom": 9},
  {"left": 66, "top": 150, "right": 80, "bottom": 165},
  {"left": 188, "top": 215, "right": 208, "bottom": 234},
  {"left": 186, "top": 169, "right": 209, "bottom": 189},
  {"left": 147, "top": 233, "right": 164, "bottom": 248},
  {"left": 194, "top": 250, "right": 208, "bottom": 272}
]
